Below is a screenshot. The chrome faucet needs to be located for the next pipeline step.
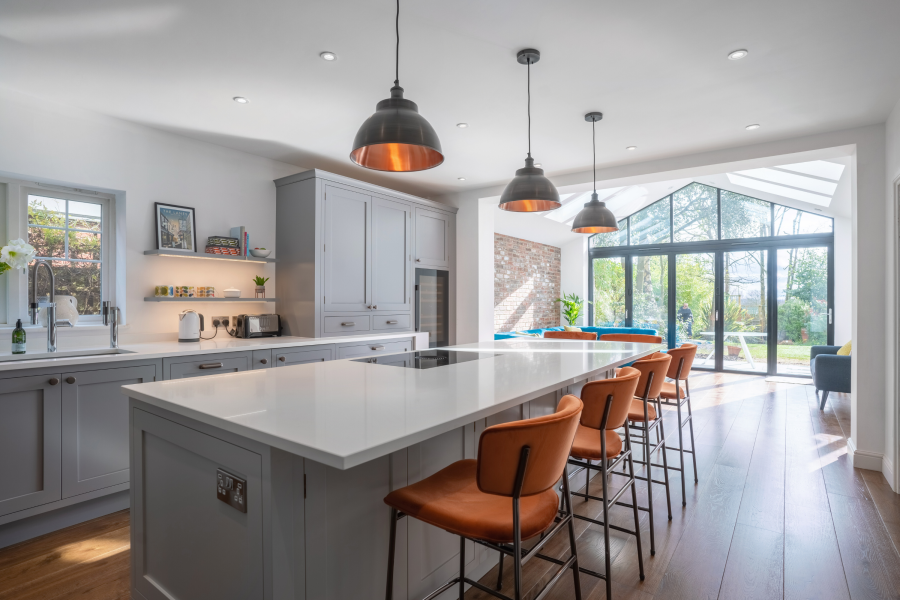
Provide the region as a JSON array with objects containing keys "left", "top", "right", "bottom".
[
  {"left": 102, "top": 301, "right": 119, "bottom": 349},
  {"left": 30, "top": 260, "right": 73, "bottom": 353}
]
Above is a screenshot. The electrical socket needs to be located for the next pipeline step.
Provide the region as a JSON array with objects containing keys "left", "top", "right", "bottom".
[{"left": 212, "top": 316, "right": 230, "bottom": 328}]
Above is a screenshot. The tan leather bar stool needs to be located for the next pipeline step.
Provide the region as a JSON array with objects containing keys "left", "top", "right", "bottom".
[
  {"left": 620, "top": 352, "right": 672, "bottom": 556},
  {"left": 567, "top": 367, "right": 645, "bottom": 599},
  {"left": 659, "top": 343, "right": 699, "bottom": 507},
  {"left": 544, "top": 331, "right": 598, "bottom": 340},
  {"left": 599, "top": 333, "right": 664, "bottom": 344},
  {"left": 383, "top": 396, "right": 585, "bottom": 600}
]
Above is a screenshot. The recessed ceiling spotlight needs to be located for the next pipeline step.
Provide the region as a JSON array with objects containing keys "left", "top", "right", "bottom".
[
  {"left": 745, "top": 124, "right": 761, "bottom": 130},
  {"left": 626, "top": 146, "right": 637, "bottom": 151},
  {"left": 458, "top": 177, "right": 466, "bottom": 181},
  {"left": 319, "top": 51, "right": 336, "bottom": 61},
  {"left": 456, "top": 123, "right": 468, "bottom": 128},
  {"left": 728, "top": 49, "right": 749, "bottom": 60},
  {"left": 233, "top": 96, "right": 249, "bottom": 104}
]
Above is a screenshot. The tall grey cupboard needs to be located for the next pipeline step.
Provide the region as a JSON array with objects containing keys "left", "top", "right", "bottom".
[{"left": 275, "top": 169, "right": 456, "bottom": 339}]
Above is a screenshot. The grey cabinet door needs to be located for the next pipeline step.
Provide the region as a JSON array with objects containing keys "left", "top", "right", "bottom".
[
  {"left": 414, "top": 208, "right": 449, "bottom": 268},
  {"left": 337, "top": 339, "right": 412, "bottom": 359},
  {"left": 274, "top": 347, "right": 333, "bottom": 366},
  {"left": 61, "top": 365, "right": 156, "bottom": 498},
  {"left": 0, "top": 374, "right": 61, "bottom": 517},
  {"left": 371, "top": 197, "right": 411, "bottom": 312},
  {"left": 323, "top": 185, "right": 371, "bottom": 312},
  {"left": 165, "top": 353, "right": 251, "bottom": 379},
  {"left": 252, "top": 350, "right": 272, "bottom": 369}
]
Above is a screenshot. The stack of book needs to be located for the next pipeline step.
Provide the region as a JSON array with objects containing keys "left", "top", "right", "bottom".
[
  {"left": 229, "top": 226, "right": 250, "bottom": 257},
  {"left": 205, "top": 236, "right": 240, "bottom": 256}
]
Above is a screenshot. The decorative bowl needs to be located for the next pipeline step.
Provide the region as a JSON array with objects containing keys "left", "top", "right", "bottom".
[
  {"left": 223, "top": 288, "right": 241, "bottom": 298},
  {"left": 249, "top": 248, "right": 271, "bottom": 258}
]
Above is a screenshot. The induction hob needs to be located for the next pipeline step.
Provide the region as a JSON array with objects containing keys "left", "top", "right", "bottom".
[{"left": 351, "top": 349, "right": 500, "bottom": 369}]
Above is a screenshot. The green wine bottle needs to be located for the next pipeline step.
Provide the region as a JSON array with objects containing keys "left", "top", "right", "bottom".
[{"left": 12, "top": 319, "right": 26, "bottom": 354}]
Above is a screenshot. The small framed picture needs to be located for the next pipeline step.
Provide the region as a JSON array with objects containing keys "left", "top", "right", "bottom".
[{"left": 155, "top": 203, "right": 197, "bottom": 253}]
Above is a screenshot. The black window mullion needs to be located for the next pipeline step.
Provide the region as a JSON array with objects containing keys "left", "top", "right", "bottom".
[
  {"left": 717, "top": 188, "right": 722, "bottom": 240},
  {"left": 669, "top": 194, "right": 674, "bottom": 244},
  {"left": 668, "top": 252, "right": 676, "bottom": 349},
  {"left": 625, "top": 257, "right": 633, "bottom": 327},
  {"left": 767, "top": 247, "right": 778, "bottom": 376}
]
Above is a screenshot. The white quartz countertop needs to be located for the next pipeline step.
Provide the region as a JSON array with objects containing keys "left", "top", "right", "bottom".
[
  {"left": 0, "top": 332, "right": 421, "bottom": 372},
  {"left": 123, "top": 340, "right": 663, "bottom": 469}
]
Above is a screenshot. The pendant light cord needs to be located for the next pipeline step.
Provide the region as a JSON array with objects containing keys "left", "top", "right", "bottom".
[
  {"left": 592, "top": 119, "right": 597, "bottom": 194},
  {"left": 394, "top": 0, "right": 400, "bottom": 86},
  {"left": 527, "top": 59, "right": 532, "bottom": 158}
]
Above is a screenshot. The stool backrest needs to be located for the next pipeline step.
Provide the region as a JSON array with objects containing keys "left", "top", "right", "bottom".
[
  {"left": 544, "top": 331, "right": 598, "bottom": 341},
  {"left": 600, "top": 333, "right": 664, "bottom": 344},
  {"left": 666, "top": 343, "right": 698, "bottom": 380},
  {"left": 632, "top": 352, "right": 673, "bottom": 398},
  {"left": 477, "top": 395, "right": 583, "bottom": 498},
  {"left": 580, "top": 367, "right": 640, "bottom": 431}
]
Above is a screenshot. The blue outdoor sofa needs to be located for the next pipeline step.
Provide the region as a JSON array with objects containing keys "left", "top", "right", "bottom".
[
  {"left": 494, "top": 326, "right": 658, "bottom": 340},
  {"left": 810, "top": 345, "right": 851, "bottom": 411}
]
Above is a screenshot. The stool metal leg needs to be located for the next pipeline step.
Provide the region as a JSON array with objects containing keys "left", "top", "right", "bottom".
[
  {"left": 643, "top": 418, "right": 656, "bottom": 555},
  {"left": 601, "top": 454, "right": 612, "bottom": 600},
  {"left": 459, "top": 536, "right": 465, "bottom": 599},
  {"left": 496, "top": 551, "right": 503, "bottom": 590},
  {"left": 656, "top": 397, "right": 673, "bottom": 520},
  {"left": 386, "top": 508, "right": 398, "bottom": 600},
  {"left": 625, "top": 421, "right": 645, "bottom": 580},
  {"left": 562, "top": 469, "right": 584, "bottom": 600},
  {"left": 675, "top": 381, "right": 687, "bottom": 506},
  {"left": 513, "top": 498, "right": 523, "bottom": 600}
]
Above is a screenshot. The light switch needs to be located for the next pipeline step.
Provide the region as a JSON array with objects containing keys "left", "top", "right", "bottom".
[{"left": 217, "top": 468, "right": 247, "bottom": 513}]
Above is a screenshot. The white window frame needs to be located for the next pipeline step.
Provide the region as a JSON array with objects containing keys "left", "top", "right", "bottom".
[
  {"left": 0, "top": 175, "right": 118, "bottom": 328},
  {"left": 23, "top": 186, "right": 111, "bottom": 324}
]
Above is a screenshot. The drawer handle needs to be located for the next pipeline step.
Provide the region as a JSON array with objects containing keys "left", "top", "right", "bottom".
[
  {"left": 341, "top": 322, "right": 356, "bottom": 326},
  {"left": 416, "top": 258, "right": 421, "bottom": 262},
  {"left": 386, "top": 320, "right": 398, "bottom": 324},
  {"left": 48, "top": 378, "right": 59, "bottom": 386},
  {"left": 373, "top": 305, "right": 378, "bottom": 310},
  {"left": 371, "top": 345, "right": 386, "bottom": 351},
  {"left": 279, "top": 356, "right": 286, "bottom": 362},
  {"left": 199, "top": 363, "right": 224, "bottom": 369},
  {"left": 66, "top": 376, "right": 76, "bottom": 384},
  {"left": 260, "top": 358, "right": 268, "bottom": 365}
]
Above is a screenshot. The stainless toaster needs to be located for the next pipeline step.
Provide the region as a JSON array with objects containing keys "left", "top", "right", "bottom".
[{"left": 234, "top": 314, "right": 282, "bottom": 338}]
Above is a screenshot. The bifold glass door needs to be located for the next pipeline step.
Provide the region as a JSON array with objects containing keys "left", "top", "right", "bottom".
[{"left": 591, "top": 244, "right": 833, "bottom": 376}]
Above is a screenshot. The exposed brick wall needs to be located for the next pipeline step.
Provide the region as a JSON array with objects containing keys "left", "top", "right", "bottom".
[{"left": 494, "top": 233, "right": 561, "bottom": 333}]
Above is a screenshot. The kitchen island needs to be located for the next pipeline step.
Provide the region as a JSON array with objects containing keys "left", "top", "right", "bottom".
[{"left": 123, "top": 339, "right": 663, "bottom": 600}]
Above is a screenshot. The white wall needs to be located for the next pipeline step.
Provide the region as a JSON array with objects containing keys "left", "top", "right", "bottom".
[
  {"left": 0, "top": 86, "right": 299, "bottom": 345},
  {"left": 883, "top": 96, "right": 900, "bottom": 490},
  {"left": 560, "top": 237, "right": 588, "bottom": 327},
  {"left": 443, "top": 124, "right": 895, "bottom": 487}
]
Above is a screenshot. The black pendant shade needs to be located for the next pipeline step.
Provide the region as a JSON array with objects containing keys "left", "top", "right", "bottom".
[
  {"left": 498, "top": 156, "right": 561, "bottom": 212},
  {"left": 572, "top": 111, "right": 618, "bottom": 233},
  {"left": 498, "top": 49, "right": 560, "bottom": 212},
  {"left": 350, "top": 0, "right": 443, "bottom": 172},
  {"left": 571, "top": 192, "right": 619, "bottom": 233},
  {"left": 350, "top": 85, "right": 444, "bottom": 172}
]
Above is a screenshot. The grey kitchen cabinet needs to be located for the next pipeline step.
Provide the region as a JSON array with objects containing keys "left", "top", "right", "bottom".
[
  {"left": 131, "top": 408, "right": 264, "bottom": 600},
  {"left": 323, "top": 185, "right": 371, "bottom": 313},
  {"left": 275, "top": 170, "right": 456, "bottom": 338},
  {"left": 61, "top": 364, "right": 157, "bottom": 498},
  {"left": 414, "top": 207, "right": 450, "bottom": 268},
  {"left": 337, "top": 338, "right": 412, "bottom": 359},
  {"left": 274, "top": 346, "right": 334, "bottom": 366},
  {"left": 252, "top": 349, "right": 272, "bottom": 369},
  {"left": 165, "top": 352, "right": 251, "bottom": 380},
  {"left": 0, "top": 374, "right": 62, "bottom": 517},
  {"left": 371, "top": 197, "right": 412, "bottom": 312}
]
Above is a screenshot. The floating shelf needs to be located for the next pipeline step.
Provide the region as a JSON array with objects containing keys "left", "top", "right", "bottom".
[
  {"left": 144, "top": 250, "right": 276, "bottom": 263},
  {"left": 144, "top": 297, "right": 277, "bottom": 302}
]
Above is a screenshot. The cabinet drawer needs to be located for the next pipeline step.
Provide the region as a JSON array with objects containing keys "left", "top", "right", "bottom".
[
  {"left": 338, "top": 339, "right": 412, "bottom": 359},
  {"left": 252, "top": 350, "right": 272, "bottom": 369},
  {"left": 373, "top": 314, "right": 411, "bottom": 331},
  {"left": 275, "top": 347, "right": 333, "bottom": 367},
  {"left": 165, "top": 352, "right": 251, "bottom": 380},
  {"left": 323, "top": 315, "right": 371, "bottom": 334}
]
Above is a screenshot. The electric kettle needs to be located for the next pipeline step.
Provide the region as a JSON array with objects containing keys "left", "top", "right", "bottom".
[{"left": 178, "top": 310, "right": 204, "bottom": 342}]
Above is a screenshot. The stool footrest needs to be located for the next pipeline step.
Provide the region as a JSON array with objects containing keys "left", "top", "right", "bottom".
[
  {"left": 665, "top": 445, "right": 694, "bottom": 454},
  {"left": 572, "top": 513, "right": 639, "bottom": 538}
]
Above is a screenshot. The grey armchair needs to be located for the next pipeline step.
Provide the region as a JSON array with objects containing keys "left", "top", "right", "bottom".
[{"left": 810, "top": 345, "right": 851, "bottom": 410}]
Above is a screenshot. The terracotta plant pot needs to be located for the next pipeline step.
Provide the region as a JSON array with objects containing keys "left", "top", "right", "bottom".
[{"left": 727, "top": 345, "right": 742, "bottom": 357}]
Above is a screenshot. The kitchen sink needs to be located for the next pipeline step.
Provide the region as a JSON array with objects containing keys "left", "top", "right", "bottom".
[{"left": 0, "top": 348, "right": 136, "bottom": 363}]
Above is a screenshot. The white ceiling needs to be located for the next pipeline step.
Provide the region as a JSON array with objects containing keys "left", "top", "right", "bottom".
[{"left": 1, "top": 0, "right": 899, "bottom": 198}]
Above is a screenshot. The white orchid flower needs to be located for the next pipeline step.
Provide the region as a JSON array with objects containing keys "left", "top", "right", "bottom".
[{"left": 1, "top": 239, "right": 37, "bottom": 270}]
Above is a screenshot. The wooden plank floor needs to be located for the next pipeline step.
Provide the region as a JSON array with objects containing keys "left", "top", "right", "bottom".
[{"left": 0, "top": 373, "right": 897, "bottom": 600}]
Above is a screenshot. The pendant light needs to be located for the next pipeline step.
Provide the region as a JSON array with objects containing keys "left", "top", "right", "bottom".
[
  {"left": 571, "top": 112, "right": 619, "bottom": 233},
  {"left": 498, "top": 49, "right": 561, "bottom": 212},
  {"left": 350, "top": 0, "right": 443, "bottom": 172}
]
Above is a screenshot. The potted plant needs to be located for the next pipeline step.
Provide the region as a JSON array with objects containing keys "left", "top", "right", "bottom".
[
  {"left": 555, "top": 293, "right": 590, "bottom": 327},
  {"left": 253, "top": 276, "right": 270, "bottom": 298}
]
